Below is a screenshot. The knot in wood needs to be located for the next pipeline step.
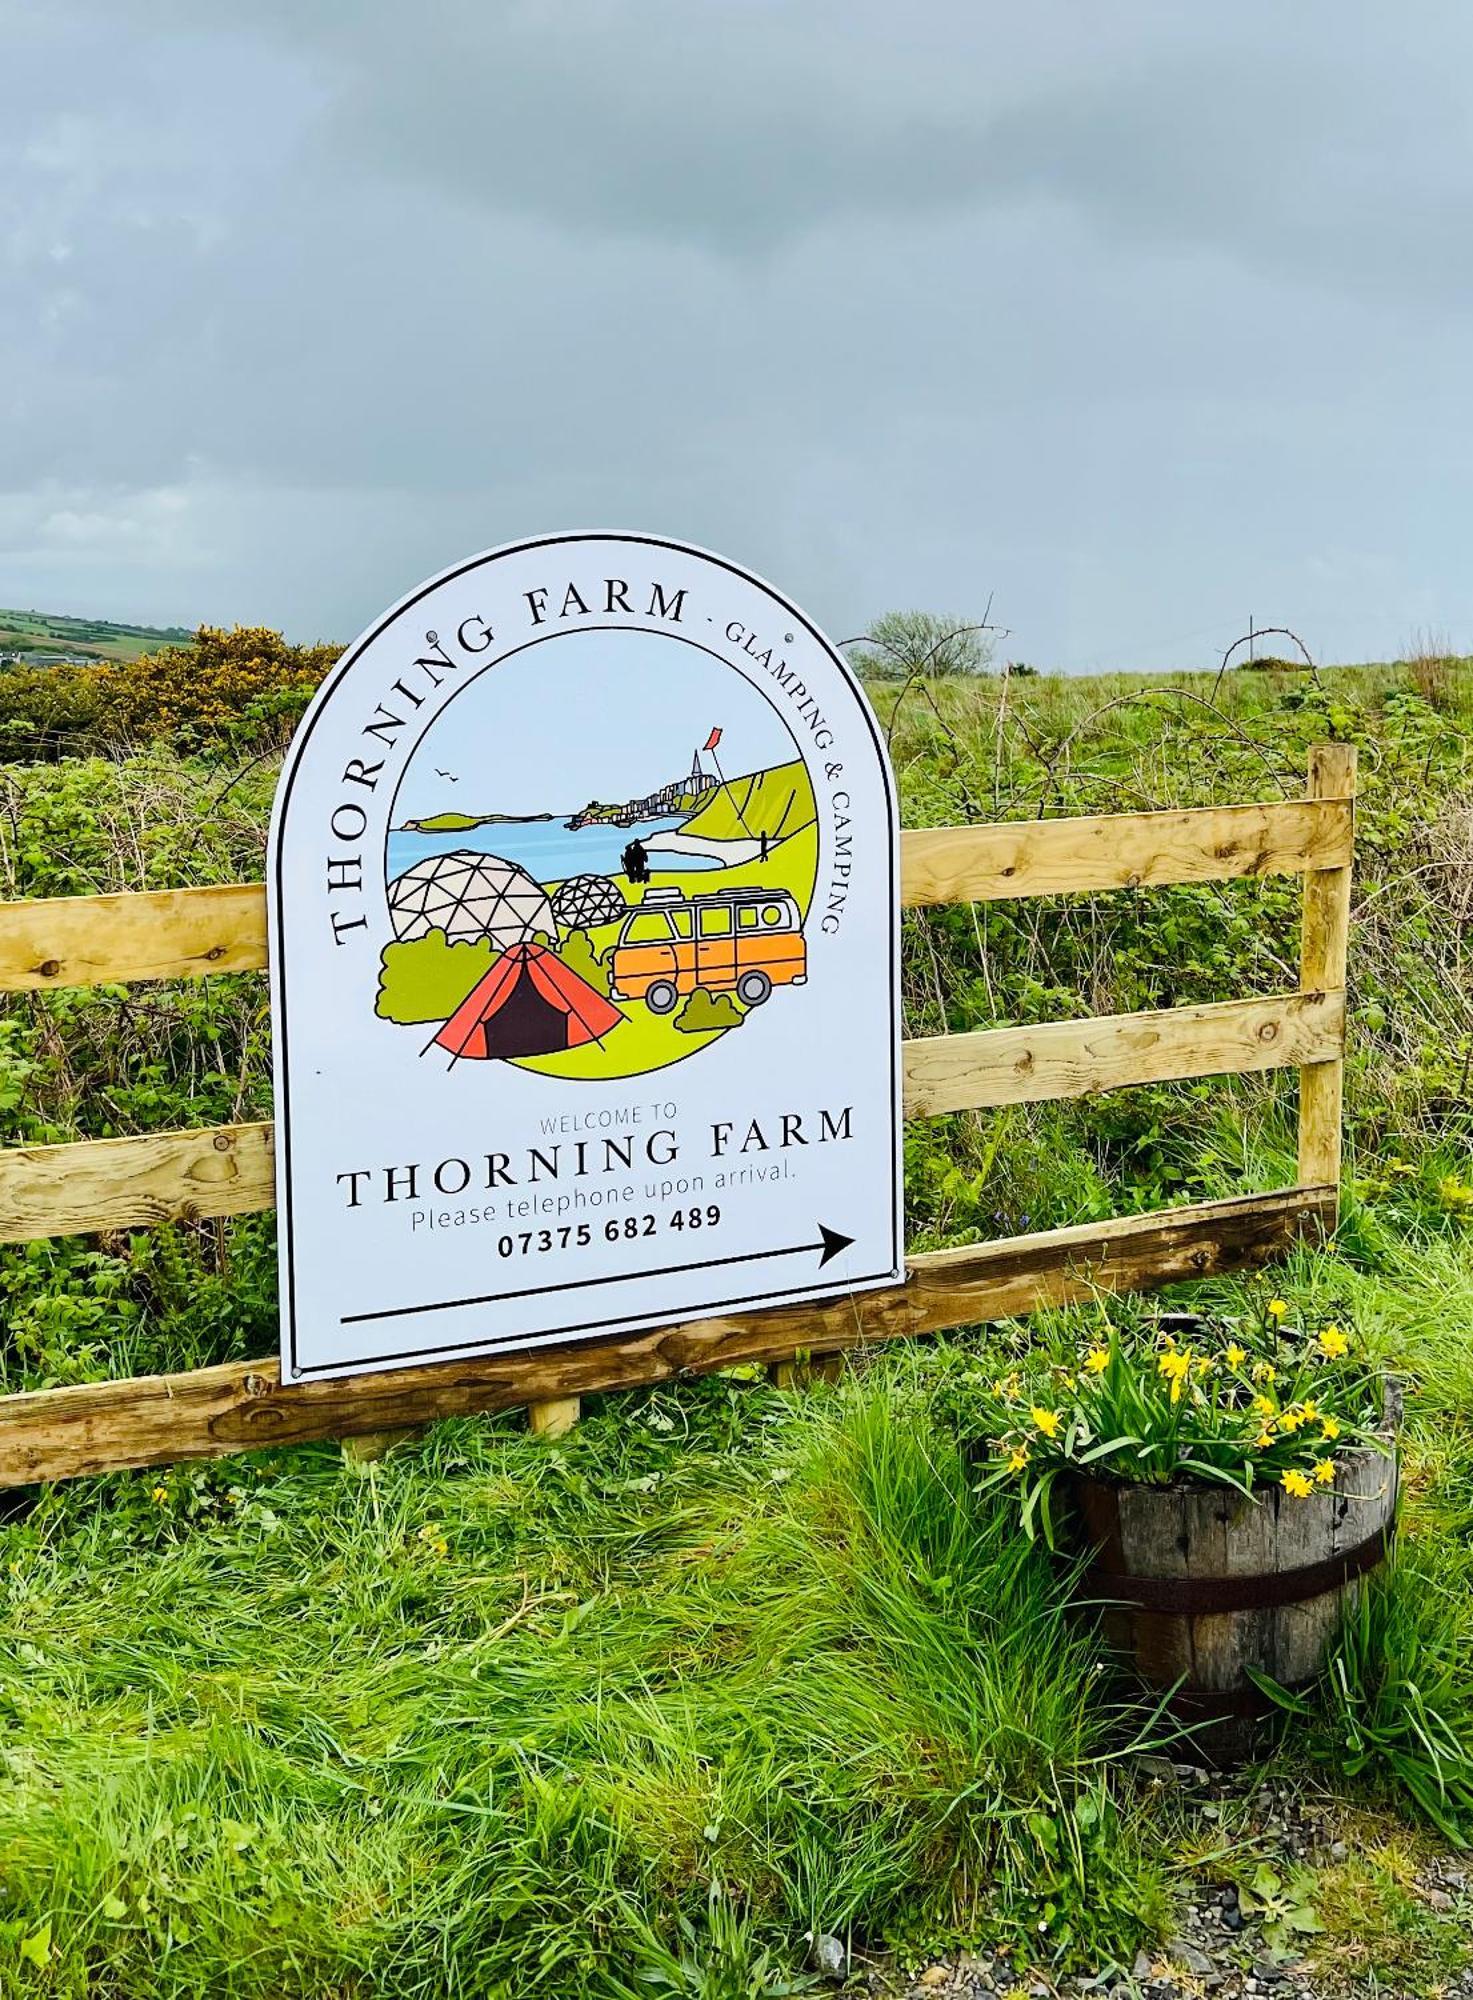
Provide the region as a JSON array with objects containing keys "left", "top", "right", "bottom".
[
  {"left": 242, "top": 1372, "right": 271, "bottom": 1398},
  {"left": 205, "top": 945, "right": 226, "bottom": 962},
  {"left": 1257, "top": 1020, "right": 1279, "bottom": 1043},
  {"left": 39, "top": 959, "right": 61, "bottom": 979},
  {"left": 212, "top": 1133, "right": 234, "bottom": 1153}
]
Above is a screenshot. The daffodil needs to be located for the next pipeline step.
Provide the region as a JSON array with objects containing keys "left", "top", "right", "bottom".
[
  {"left": 1084, "top": 1346, "right": 1110, "bottom": 1374},
  {"left": 1317, "top": 1326, "right": 1349, "bottom": 1358},
  {"left": 1278, "top": 1406, "right": 1303, "bottom": 1434},
  {"left": 1158, "top": 1348, "right": 1192, "bottom": 1404},
  {"left": 1299, "top": 1399, "right": 1320, "bottom": 1424},
  {"left": 1253, "top": 1430, "right": 1275, "bottom": 1451},
  {"left": 1031, "top": 1405, "right": 1061, "bottom": 1439},
  {"left": 1319, "top": 1416, "right": 1341, "bottom": 1441},
  {"left": 992, "top": 1373, "right": 1020, "bottom": 1400},
  {"left": 1225, "top": 1342, "right": 1246, "bottom": 1369},
  {"left": 1252, "top": 1394, "right": 1276, "bottom": 1418},
  {"left": 1312, "top": 1459, "right": 1336, "bottom": 1486},
  {"left": 1252, "top": 1361, "right": 1278, "bottom": 1385},
  {"left": 1005, "top": 1444, "right": 1030, "bottom": 1474},
  {"left": 1282, "top": 1469, "right": 1313, "bottom": 1499}
]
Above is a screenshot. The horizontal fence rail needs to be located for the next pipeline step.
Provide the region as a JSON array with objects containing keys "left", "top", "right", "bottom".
[
  {"left": 0, "top": 798, "right": 1351, "bottom": 993},
  {"left": 0, "top": 990, "right": 1344, "bottom": 1245},
  {"left": 0, "top": 1185, "right": 1335, "bottom": 1487},
  {"left": 0, "top": 751, "right": 1356, "bottom": 1487}
]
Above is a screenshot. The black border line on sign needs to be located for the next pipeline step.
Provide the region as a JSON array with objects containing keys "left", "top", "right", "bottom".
[{"left": 270, "top": 532, "right": 903, "bottom": 1381}]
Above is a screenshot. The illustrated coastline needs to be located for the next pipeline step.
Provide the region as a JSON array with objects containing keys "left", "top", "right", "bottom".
[{"left": 398, "top": 810, "right": 555, "bottom": 833}]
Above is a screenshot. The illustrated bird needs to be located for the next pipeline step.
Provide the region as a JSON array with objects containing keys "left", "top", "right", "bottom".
[{"left": 435, "top": 769, "right": 459, "bottom": 782}]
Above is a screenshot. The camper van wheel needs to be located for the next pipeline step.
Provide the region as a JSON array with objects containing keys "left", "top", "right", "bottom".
[
  {"left": 645, "top": 980, "right": 678, "bottom": 1015},
  {"left": 737, "top": 970, "right": 772, "bottom": 1007}
]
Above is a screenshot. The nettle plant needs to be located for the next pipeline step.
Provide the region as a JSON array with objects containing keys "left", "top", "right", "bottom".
[{"left": 978, "top": 1300, "right": 1389, "bottom": 1542}]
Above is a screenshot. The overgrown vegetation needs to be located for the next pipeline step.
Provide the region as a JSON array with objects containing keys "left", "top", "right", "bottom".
[{"left": 0, "top": 638, "right": 1471, "bottom": 1993}]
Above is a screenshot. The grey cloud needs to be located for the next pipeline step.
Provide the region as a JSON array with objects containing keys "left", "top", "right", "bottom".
[{"left": 1, "top": 0, "right": 1471, "bottom": 666}]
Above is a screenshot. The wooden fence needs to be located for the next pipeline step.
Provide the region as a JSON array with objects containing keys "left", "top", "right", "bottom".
[{"left": 0, "top": 745, "right": 1355, "bottom": 1487}]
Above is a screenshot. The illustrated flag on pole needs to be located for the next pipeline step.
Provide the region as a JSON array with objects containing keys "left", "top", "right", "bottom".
[{"left": 703, "top": 726, "right": 722, "bottom": 752}]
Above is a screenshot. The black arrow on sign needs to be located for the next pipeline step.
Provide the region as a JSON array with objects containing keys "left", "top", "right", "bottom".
[{"left": 341, "top": 1224, "right": 856, "bottom": 1325}]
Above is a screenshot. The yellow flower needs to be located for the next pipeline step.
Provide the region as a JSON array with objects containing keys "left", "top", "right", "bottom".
[
  {"left": 1319, "top": 1416, "right": 1341, "bottom": 1441},
  {"left": 1299, "top": 1400, "right": 1320, "bottom": 1424},
  {"left": 1084, "top": 1346, "right": 1110, "bottom": 1375},
  {"left": 1194, "top": 1355, "right": 1214, "bottom": 1378},
  {"left": 1225, "top": 1343, "right": 1247, "bottom": 1369},
  {"left": 1282, "top": 1469, "right": 1313, "bottom": 1499},
  {"left": 1266, "top": 1299, "right": 1289, "bottom": 1321},
  {"left": 1031, "top": 1406, "right": 1061, "bottom": 1439},
  {"left": 416, "top": 1523, "right": 449, "bottom": 1558},
  {"left": 1252, "top": 1361, "right": 1278, "bottom": 1385},
  {"left": 1317, "top": 1326, "right": 1349, "bottom": 1358},
  {"left": 1252, "top": 1394, "right": 1276, "bottom": 1418},
  {"left": 1278, "top": 1407, "right": 1303, "bottom": 1434},
  {"left": 1253, "top": 1430, "right": 1275, "bottom": 1450},
  {"left": 150, "top": 1485, "right": 169, "bottom": 1505},
  {"left": 1158, "top": 1348, "right": 1192, "bottom": 1405},
  {"left": 1005, "top": 1444, "right": 1030, "bottom": 1474},
  {"left": 1313, "top": 1459, "right": 1336, "bottom": 1486},
  {"left": 1057, "top": 1371, "right": 1077, "bottom": 1392},
  {"left": 992, "top": 1373, "right": 1020, "bottom": 1400}
]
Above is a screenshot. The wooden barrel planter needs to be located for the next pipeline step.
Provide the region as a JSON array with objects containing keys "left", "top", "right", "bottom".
[{"left": 1065, "top": 1421, "right": 1399, "bottom": 1761}]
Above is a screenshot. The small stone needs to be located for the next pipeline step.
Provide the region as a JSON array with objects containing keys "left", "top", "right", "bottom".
[
  {"left": 1220, "top": 1906, "right": 1243, "bottom": 1933},
  {"left": 917, "top": 1968, "right": 950, "bottom": 1991},
  {"left": 1132, "top": 1951, "right": 1154, "bottom": 1980},
  {"left": 1136, "top": 1757, "right": 1177, "bottom": 1784},
  {"left": 1329, "top": 1841, "right": 1348, "bottom": 1863},
  {"left": 1168, "top": 1938, "right": 1215, "bottom": 1978},
  {"left": 810, "top": 1933, "right": 847, "bottom": 1979},
  {"left": 1427, "top": 1887, "right": 1455, "bottom": 1912}
]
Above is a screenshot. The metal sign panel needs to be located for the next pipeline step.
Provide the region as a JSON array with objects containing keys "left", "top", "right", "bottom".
[{"left": 268, "top": 533, "right": 902, "bottom": 1380}]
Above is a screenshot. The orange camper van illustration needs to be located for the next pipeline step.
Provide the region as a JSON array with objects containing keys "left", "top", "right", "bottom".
[{"left": 607, "top": 886, "right": 807, "bottom": 1014}]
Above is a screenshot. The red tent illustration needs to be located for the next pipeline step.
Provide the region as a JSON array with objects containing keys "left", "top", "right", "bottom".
[{"left": 431, "top": 942, "right": 623, "bottom": 1062}]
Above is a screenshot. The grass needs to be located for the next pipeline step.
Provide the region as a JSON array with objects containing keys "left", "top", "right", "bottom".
[
  {"left": 0, "top": 650, "right": 1471, "bottom": 1991},
  {"left": 0, "top": 1375, "right": 1171, "bottom": 1995}
]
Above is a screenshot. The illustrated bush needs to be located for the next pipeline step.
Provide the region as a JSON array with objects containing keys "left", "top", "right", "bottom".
[
  {"left": 375, "top": 931, "right": 495, "bottom": 1024},
  {"left": 674, "top": 989, "right": 744, "bottom": 1035}
]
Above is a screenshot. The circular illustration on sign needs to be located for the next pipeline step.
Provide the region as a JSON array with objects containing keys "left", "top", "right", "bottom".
[{"left": 378, "top": 627, "right": 819, "bottom": 1080}]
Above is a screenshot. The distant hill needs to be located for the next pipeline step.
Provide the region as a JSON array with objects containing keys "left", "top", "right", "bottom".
[{"left": 0, "top": 607, "right": 192, "bottom": 666}]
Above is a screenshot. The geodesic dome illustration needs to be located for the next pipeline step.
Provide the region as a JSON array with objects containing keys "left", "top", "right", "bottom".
[
  {"left": 552, "top": 873, "right": 628, "bottom": 931},
  {"left": 387, "top": 850, "right": 556, "bottom": 948}
]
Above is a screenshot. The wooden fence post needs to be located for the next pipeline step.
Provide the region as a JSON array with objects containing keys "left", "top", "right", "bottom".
[
  {"left": 1297, "top": 744, "right": 1356, "bottom": 1204},
  {"left": 768, "top": 1353, "right": 844, "bottom": 1390},
  {"left": 528, "top": 1396, "right": 580, "bottom": 1439}
]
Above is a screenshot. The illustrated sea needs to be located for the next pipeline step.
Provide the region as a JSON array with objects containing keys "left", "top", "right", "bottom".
[{"left": 386, "top": 813, "right": 720, "bottom": 884}]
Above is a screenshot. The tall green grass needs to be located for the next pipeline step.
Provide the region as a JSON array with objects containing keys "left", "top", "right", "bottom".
[{"left": 0, "top": 1380, "right": 1168, "bottom": 1996}]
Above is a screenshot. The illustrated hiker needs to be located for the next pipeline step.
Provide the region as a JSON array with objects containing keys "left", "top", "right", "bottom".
[
  {"left": 622, "top": 836, "right": 650, "bottom": 882},
  {"left": 759, "top": 831, "right": 769, "bottom": 862}
]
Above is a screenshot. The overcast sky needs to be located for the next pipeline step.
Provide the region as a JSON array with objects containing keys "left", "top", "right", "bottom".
[{"left": 3, "top": 1, "right": 1471, "bottom": 672}]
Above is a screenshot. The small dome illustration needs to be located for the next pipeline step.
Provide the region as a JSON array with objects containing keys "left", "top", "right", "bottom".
[
  {"left": 387, "top": 850, "right": 555, "bottom": 948},
  {"left": 552, "top": 873, "right": 628, "bottom": 931}
]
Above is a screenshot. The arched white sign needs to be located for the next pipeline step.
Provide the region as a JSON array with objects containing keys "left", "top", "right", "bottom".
[{"left": 268, "top": 533, "right": 902, "bottom": 1380}]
